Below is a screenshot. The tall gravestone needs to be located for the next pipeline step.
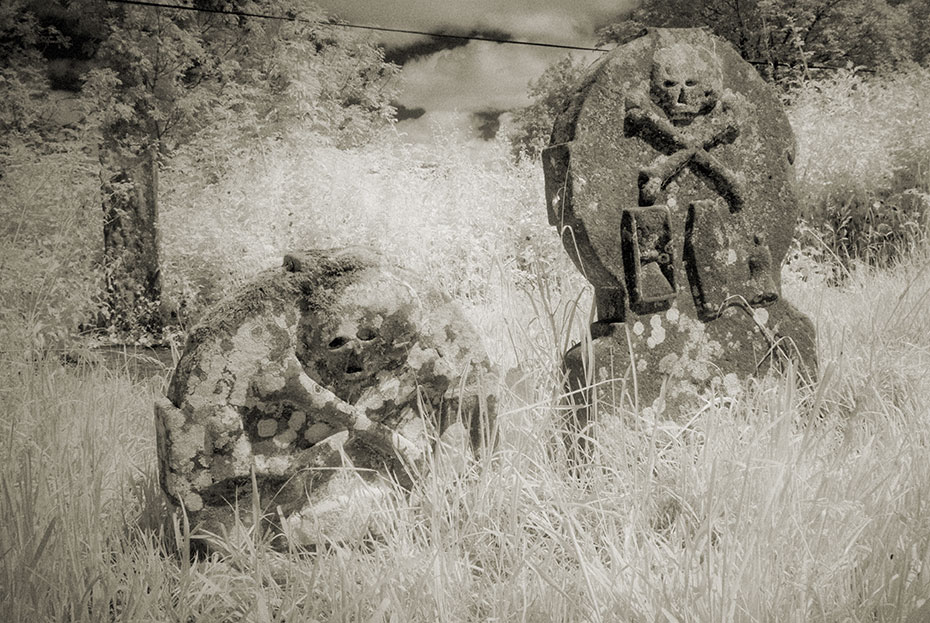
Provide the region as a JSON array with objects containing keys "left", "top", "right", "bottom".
[{"left": 543, "top": 28, "right": 817, "bottom": 429}]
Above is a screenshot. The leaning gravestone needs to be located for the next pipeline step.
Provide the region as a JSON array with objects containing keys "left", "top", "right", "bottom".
[
  {"left": 542, "top": 28, "right": 817, "bottom": 429},
  {"left": 155, "top": 247, "right": 496, "bottom": 547}
]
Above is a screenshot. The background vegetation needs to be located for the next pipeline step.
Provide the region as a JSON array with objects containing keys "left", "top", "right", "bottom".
[{"left": 3, "top": 0, "right": 930, "bottom": 620}]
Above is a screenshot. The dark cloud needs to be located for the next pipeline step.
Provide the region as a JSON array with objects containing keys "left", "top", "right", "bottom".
[
  {"left": 312, "top": 0, "right": 638, "bottom": 141},
  {"left": 383, "top": 28, "right": 513, "bottom": 65},
  {"left": 394, "top": 103, "right": 427, "bottom": 121}
]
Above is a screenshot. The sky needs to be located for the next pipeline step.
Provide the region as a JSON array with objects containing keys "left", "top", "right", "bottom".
[{"left": 312, "top": 0, "right": 637, "bottom": 142}]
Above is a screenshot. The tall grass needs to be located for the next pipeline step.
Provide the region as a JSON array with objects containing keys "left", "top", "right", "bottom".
[
  {"left": 788, "top": 69, "right": 930, "bottom": 268},
  {"left": 4, "top": 255, "right": 930, "bottom": 621},
  {"left": 4, "top": 72, "right": 930, "bottom": 621},
  {"left": 0, "top": 139, "right": 102, "bottom": 354}
]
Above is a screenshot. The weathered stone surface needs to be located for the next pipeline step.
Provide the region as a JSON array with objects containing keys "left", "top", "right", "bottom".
[
  {"left": 542, "top": 28, "right": 817, "bottom": 427},
  {"left": 155, "top": 247, "right": 496, "bottom": 546}
]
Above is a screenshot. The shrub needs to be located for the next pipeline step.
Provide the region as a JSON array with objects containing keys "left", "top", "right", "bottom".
[
  {"left": 788, "top": 69, "right": 930, "bottom": 269},
  {"left": 0, "top": 139, "right": 103, "bottom": 355},
  {"left": 158, "top": 125, "right": 574, "bottom": 329}
]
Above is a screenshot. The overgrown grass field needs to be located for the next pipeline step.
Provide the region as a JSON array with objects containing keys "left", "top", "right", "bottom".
[{"left": 3, "top": 70, "right": 930, "bottom": 621}]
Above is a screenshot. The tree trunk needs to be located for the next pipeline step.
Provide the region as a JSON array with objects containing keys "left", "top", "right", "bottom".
[{"left": 100, "top": 124, "right": 162, "bottom": 338}]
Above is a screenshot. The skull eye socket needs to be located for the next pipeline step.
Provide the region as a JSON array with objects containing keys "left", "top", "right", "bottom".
[
  {"left": 663, "top": 80, "right": 677, "bottom": 88},
  {"left": 356, "top": 327, "right": 377, "bottom": 341},
  {"left": 328, "top": 336, "right": 350, "bottom": 349},
  {"left": 685, "top": 79, "right": 697, "bottom": 87}
]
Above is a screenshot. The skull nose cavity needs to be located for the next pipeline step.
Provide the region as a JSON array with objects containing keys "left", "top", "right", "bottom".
[{"left": 345, "top": 355, "right": 365, "bottom": 375}]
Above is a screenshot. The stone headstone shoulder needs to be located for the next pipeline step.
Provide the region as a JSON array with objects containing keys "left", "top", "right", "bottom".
[
  {"left": 155, "top": 246, "right": 496, "bottom": 547},
  {"left": 542, "top": 28, "right": 817, "bottom": 425}
]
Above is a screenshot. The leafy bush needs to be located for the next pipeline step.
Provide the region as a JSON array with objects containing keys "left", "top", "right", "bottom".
[
  {"left": 0, "top": 139, "right": 103, "bottom": 355},
  {"left": 789, "top": 69, "right": 930, "bottom": 269}
]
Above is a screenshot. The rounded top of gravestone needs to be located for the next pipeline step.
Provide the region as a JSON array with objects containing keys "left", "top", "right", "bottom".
[{"left": 544, "top": 28, "right": 798, "bottom": 321}]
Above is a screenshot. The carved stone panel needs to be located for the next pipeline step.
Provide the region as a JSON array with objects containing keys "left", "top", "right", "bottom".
[{"left": 621, "top": 206, "right": 676, "bottom": 314}]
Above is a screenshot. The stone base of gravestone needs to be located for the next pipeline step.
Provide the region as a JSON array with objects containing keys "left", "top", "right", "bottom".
[{"left": 562, "top": 298, "right": 816, "bottom": 435}]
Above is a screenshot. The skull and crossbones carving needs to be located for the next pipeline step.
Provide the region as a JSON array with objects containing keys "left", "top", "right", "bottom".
[{"left": 625, "top": 41, "right": 746, "bottom": 211}]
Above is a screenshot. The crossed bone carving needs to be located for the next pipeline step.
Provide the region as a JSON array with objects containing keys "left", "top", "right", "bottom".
[{"left": 625, "top": 93, "right": 746, "bottom": 211}]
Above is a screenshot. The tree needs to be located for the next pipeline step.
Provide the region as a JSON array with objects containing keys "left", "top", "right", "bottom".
[
  {"left": 507, "top": 0, "right": 923, "bottom": 159},
  {"left": 0, "top": 1, "right": 65, "bottom": 158},
  {"left": 58, "top": 0, "right": 399, "bottom": 338},
  {"left": 506, "top": 56, "right": 587, "bottom": 161},
  {"left": 627, "top": 0, "right": 917, "bottom": 81},
  {"left": 901, "top": 0, "right": 930, "bottom": 66}
]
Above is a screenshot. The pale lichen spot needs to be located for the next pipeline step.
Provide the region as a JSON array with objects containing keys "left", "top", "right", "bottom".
[
  {"left": 274, "top": 429, "right": 297, "bottom": 448},
  {"left": 652, "top": 325, "right": 666, "bottom": 345},
  {"left": 289, "top": 410, "right": 306, "bottom": 430},
  {"left": 232, "top": 435, "right": 251, "bottom": 468},
  {"left": 254, "top": 454, "right": 292, "bottom": 476},
  {"left": 252, "top": 369, "right": 287, "bottom": 396},
  {"left": 723, "top": 373, "right": 741, "bottom": 396},
  {"left": 192, "top": 470, "right": 213, "bottom": 489},
  {"left": 666, "top": 307, "right": 679, "bottom": 323},
  {"left": 407, "top": 343, "right": 438, "bottom": 371},
  {"left": 649, "top": 315, "right": 666, "bottom": 346},
  {"left": 183, "top": 491, "right": 204, "bottom": 512},
  {"left": 658, "top": 353, "right": 679, "bottom": 373},
  {"left": 633, "top": 321, "right": 645, "bottom": 336},
  {"left": 174, "top": 423, "right": 206, "bottom": 464},
  {"left": 257, "top": 418, "right": 278, "bottom": 438},
  {"left": 356, "top": 389, "right": 385, "bottom": 412},
  {"left": 637, "top": 357, "right": 648, "bottom": 372},
  {"left": 753, "top": 308, "right": 769, "bottom": 325},
  {"left": 726, "top": 248, "right": 737, "bottom": 265}
]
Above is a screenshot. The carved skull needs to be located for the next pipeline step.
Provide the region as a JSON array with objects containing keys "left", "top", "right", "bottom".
[
  {"left": 297, "top": 271, "right": 417, "bottom": 406},
  {"left": 650, "top": 42, "right": 722, "bottom": 125}
]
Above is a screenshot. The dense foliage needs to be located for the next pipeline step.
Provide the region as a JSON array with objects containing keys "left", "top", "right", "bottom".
[
  {"left": 505, "top": 56, "right": 586, "bottom": 161},
  {"left": 626, "top": 0, "right": 927, "bottom": 79},
  {"left": 1, "top": 0, "right": 400, "bottom": 344},
  {"left": 788, "top": 69, "right": 930, "bottom": 274},
  {"left": 508, "top": 0, "right": 930, "bottom": 161}
]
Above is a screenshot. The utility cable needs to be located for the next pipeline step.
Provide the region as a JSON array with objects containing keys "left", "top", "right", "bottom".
[
  {"left": 102, "top": 0, "right": 871, "bottom": 72},
  {"left": 102, "top": 0, "right": 609, "bottom": 52}
]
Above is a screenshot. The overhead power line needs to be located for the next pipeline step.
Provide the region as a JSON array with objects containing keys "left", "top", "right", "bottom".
[
  {"left": 102, "top": 0, "right": 871, "bottom": 73},
  {"left": 102, "top": 0, "right": 608, "bottom": 52}
]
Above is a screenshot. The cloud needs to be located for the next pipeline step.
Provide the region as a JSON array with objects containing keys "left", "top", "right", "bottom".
[
  {"left": 315, "top": 0, "right": 634, "bottom": 42},
  {"left": 312, "top": 0, "right": 637, "bottom": 141},
  {"left": 395, "top": 41, "right": 588, "bottom": 112}
]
